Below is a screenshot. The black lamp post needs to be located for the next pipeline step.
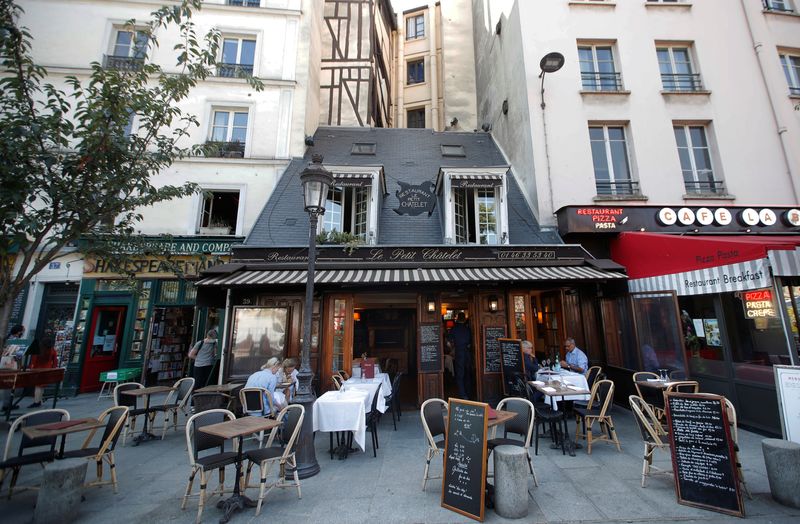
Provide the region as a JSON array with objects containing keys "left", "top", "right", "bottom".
[{"left": 292, "top": 153, "right": 333, "bottom": 479}]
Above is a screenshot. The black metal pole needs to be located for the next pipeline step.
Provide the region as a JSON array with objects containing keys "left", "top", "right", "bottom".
[{"left": 292, "top": 211, "right": 321, "bottom": 479}]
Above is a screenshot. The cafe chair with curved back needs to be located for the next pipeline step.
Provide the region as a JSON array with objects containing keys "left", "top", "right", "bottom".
[
  {"left": 574, "top": 379, "right": 621, "bottom": 454},
  {"left": 113, "top": 382, "right": 147, "bottom": 447},
  {"left": 239, "top": 387, "right": 276, "bottom": 446},
  {"left": 365, "top": 383, "right": 382, "bottom": 457},
  {"left": 191, "top": 391, "right": 232, "bottom": 414},
  {"left": 337, "top": 370, "right": 350, "bottom": 381},
  {"left": 61, "top": 405, "right": 129, "bottom": 493},
  {"left": 420, "top": 398, "right": 447, "bottom": 491},
  {"left": 156, "top": 377, "right": 195, "bottom": 440},
  {"left": 181, "top": 408, "right": 238, "bottom": 524},
  {"left": 724, "top": 398, "right": 751, "bottom": 499},
  {"left": 0, "top": 408, "right": 70, "bottom": 498},
  {"left": 629, "top": 395, "right": 671, "bottom": 487},
  {"left": 520, "top": 378, "right": 566, "bottom": 456},
  {"left": 243, "top": 404, "right": 305, "bottom": 516},
  {"left": 632, "top": 371, "right": 664, "bottom": 420},
  {"left": 331, "top": 375, "right": 342, "bottom": 391},
  {"left": 574, "top": 366, "right": 603, "bottom": 411},
  {"left": 487, "top": 397, "right": 538, "bottom": 487},
  {"left": 384, "top": 371, "right": 404, "bottom": 430},
  {"left": 664, "top": 380, "right": 700, "bottom": 394},
  {"left": 632, "top": 372, "right": 659, "bottom": 398}
]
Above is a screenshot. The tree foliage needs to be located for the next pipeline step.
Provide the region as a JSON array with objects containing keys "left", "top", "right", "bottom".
[{"left": 0, "top": 0, "right": 262, "bottom": 337}]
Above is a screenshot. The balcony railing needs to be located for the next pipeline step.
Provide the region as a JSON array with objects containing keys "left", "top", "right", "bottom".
[
  {"left": 762, "top": 1, "right": 794, "bottom": 13},
  {"left": 581, "top": 71, "right": 624, "bottom": 92},
  {"left": 684, "top": 175, "right": 725, "bottom": 195},
  {"left": 661, "top": 73, "right": 704, "bottom": 92},
  {"left": 205, "top": 141, "right": 245, "bottom": 158},
  {"left": 217, "top": 63, "right": 254, "bottom": 79},
  {"left": 790, "top": 86, "right": 800, "bottom": 96},
  {"left": 227, "top": 0, "right": 261, "bottom": 6},
  {"left": 103, "top": 55, "right": 145, "bottom": 71},
  {"left": 595, "top": 180, "right": 641, "bottom": 197}
]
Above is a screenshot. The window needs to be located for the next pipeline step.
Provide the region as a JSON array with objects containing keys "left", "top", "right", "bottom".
[
  {"left": 441, "top": 145, "right": 466, "bottom": 157},
  {"left": 218, "top": 37, "right": 256, "bottom": 78},
  {"left": 406, "top": 14, "right": 424, "bottom": 39},
  {"left": 780, "top": 54, "right": 800, "bottom": 95},
  {"left": 764, "top": 0, "right": 795, "bottom": 12},
  {"left": 104, "top": 29, "right": 147, "bottom": 70},
  {"left": 673, "top": 125, "right": 722, "bottom": 194},
  {"left": 208, "top": 109, "right": 248, "bottom": 155},
  {"left": 322, "top": 186, "right": 370, "bottom": 240},
  {"left": 589, "top": 125, "right": 636, "bottom": 196},
  {"left": 407, "top": 108, "right": 425, "bottom": 129},
  {"left": 122, "top": 109, "right": 135, "bottom": 138},
  {"left": 407, "top": 59, "right": 424, "bottom": 85},
  {"left": 454, "top": 188, "right": 500, "bottom": 245},
  {"left": 351, "top": 143, "right": 376, "bottom": 155},
  {"left": 647, "top": 0, "right": 686, "bottom": 3},
  {"left": 657, "top": 45, "right": 703, "bottom": 91},
  {"left": 227, "top": 0, "right": 261, "bottom": 6},
  {"left": 199, "top": 190, "right": 239, "bottom": 235},
  {"left": 578, "top": 44, "right": 622, "bottom": 91}
]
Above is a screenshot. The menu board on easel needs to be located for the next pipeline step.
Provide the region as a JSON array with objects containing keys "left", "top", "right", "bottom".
[
  {"left": 483, "top": 326, "right": 505, "bottom": 373},
  {"left": 441, "top": 398, "right": 488, "bottom": 522},
  {"left": 665, "top": 393, "right": 744, "bottom": 518},
  {"left": 418, "top": 322, "right": 442, "bottom": 373},
  {"left": 499, "top": 338, "right": 526, "bottom": 396}
]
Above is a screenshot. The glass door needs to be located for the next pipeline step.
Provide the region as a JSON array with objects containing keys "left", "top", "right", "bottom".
[{"left": 323, "top": 295, "right": 353, "bottom": 391}]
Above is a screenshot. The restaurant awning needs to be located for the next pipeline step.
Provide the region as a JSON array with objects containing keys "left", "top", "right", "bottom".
[
  {"left": 196, "top": 265, "right": 625, "bottom": 287},
  {"left": 449, "top": 173, "right": 504, "bottom": 188}
]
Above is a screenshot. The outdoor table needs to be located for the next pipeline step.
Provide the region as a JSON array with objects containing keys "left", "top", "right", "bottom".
[
  {"left": 313, "top": 389, "right": 369, "bottom": 459},
  {"left": 199, "top": 416, "right": 281, "bottom": 524},
  {"left": 532, "top": 381, "right": 590, "bottom": 456},
  {"left": 121, "top": 385, "right": 173, "bottom": 445},
  {"left": 22, "top": 417, "right": 105, "bottom": 459},
  {"left": 195, "top": 383, "right": 244, "bottom": 394},
  {"left": 0, "top": 368, "right": 65, "bottom": 421},
  {"left": 535, "top": 370, "right": 590, "bottom": 410},
  {"left": 635, "top": 379, "right": 680, "bottom": 413},
  {"left": 341, "top": 375, "right": 391, "bottom": 413}
]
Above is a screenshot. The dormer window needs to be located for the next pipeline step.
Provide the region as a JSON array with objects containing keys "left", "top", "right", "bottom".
[
  {"left": 436, "top": 168, "right": 509, "bottom": 245},
  {"left": 319, "top": 167, "right": 386, "bottom": 244}
]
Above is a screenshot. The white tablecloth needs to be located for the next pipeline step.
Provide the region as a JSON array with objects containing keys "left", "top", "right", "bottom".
[
  {"left": 535, "top": 370, "right": 591, "bottom": 410},
  {"left": 313, "top": 390, "right": 369, "bottom": 451},
  {"left": 343, "top": 373, "right": 392, "bottom": 413}
]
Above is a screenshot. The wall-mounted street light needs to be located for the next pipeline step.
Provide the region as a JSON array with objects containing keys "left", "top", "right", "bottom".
[{"left": 538, "top": 51, "right": 565, "bottom": 109}]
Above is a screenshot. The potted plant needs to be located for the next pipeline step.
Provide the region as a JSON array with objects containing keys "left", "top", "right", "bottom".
[
  {"left": 316, "top": 230, "right": 364, "bottom": 255},
  {"left": 199, "top": 220, "right": 232, "bottom": 235}
]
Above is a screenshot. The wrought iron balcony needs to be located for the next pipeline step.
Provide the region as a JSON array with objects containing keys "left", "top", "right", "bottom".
[
  {"left": 661, "top": 73, "right": 704, "bottom": 92},
  {"left": 217, "top": 63, "right": 254, "bottom": 79},
  {"left": 762, "top": 1, "right": 794, "bottom": 13},
  {"left": 205, "top": 141, "right": 245, "bottom": 158},
  {"left": 227, "top": 0, "right": 261, "bottom": 6},
  {"left": 595, "top": 180, "right": 641, "bottom": 197},
  {"left": 103, "top": 55, "right": 145, "bottom": 71},
  {"left": 581, "top": 71, "right": 624, "bottom": 92},
  {"left": 684, "top": 175, "right": 725, "bottom": 195}
]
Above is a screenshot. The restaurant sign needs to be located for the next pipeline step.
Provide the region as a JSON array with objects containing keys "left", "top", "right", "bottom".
[
  {"left": 84, "top": 255, "right": 230, "bottom": 279},
  {"left": 740, "top": 289, "right": 776, "bottom": 318},
  {"left": 557, "top": 205, "right": 800, "bottom": 234},
  {"left": 394, "top": 181, "right": 436, "bottom": 216}
]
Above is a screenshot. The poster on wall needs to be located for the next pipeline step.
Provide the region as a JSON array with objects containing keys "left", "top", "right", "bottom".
[
  {"left": 703, "top": 319, "right": 721, "bottom": 346},
  {"left": 774, "top": 365, "right": 800, "bottom": 444}
]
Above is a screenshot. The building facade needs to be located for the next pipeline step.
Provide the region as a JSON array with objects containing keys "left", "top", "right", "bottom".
[{"left": 472, "top": 0, "right": 800, "bottom": 434}]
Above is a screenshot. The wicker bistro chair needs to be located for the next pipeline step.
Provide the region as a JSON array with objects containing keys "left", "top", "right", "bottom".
[
  {"left": 487, "top": 397, "right": 538, "bottom": 487},
  {"left": 155, "top": 377, "right": 195, "bottom": 440},
  {"left": 629, "top": 395, "right": 671, "bottom": 487},
  {"left": 337, "top": 370, "right": 350, "bottom": 381},
  {"left": 633, "top": 372, "right": 665, "bottom": 420},
  {"left": 239, "top": 387, "right": 276, "bottom": 446},
  {"left": 243, "top": 404, "right": 305, "bottom": 516},
  {"left": 420, "top": 398, "right": 447, "bottom": 491},
  {"left": 384, "top": 371, "right": 404, "bottom": 431},
  {"left": 181, "top": 409, "right": 238, "bottom": 524},
  {"left": 664, "top": 380, "right": 700, "bottom": 395},
  {"left": 192, "top": 391, "right": 232, "bottom": 414},
  {"left": 113, "top": 382, "right": 148, "bottom": 446},
  {"left": 0, "top": 408, "right": 70, "bottom": 498},
  {"left": 574, "top": 379, "right": 621, "bottom": 454},
  {"left": 331, "top": 375, "right": 342, "bottom": 391},
  {"left": 574, "top": 366, "right": 603, "bottom": 411},
  {"left": 61, "top": 406, "right": 128, "bottom": 493}
]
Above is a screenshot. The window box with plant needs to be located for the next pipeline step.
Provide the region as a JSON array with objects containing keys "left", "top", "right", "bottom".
[{"left": 316, "top": 230, "right": 365, "bottom": 255}]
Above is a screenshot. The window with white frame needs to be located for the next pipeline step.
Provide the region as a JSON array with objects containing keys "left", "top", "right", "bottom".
[
  {"left": 578, "top": 44, "right": 622, "bottom": 91},
  {"left": 588, "top": 125, "right": 637, "bottom": 196},
  {"left": 657, "top": 45, "right": 703, "bottom": 91},
  {"left": 198, "top": 190, "right": 240, "bottom": 235},
  {"left": 406, "top": 13, "right": 424, "bottom": 39},
  {"left": 764, "top": 1, "right": 795, "bottom": 13},
  {"left": 673, "top": 124, "right": 722, "bottom": 194},
  {"left": 439, "top": 170, "right": 508, "bottom": 246},
  {"left": 105, "top": 28, "right": 148, "bottom": 70},
  {"left": 780, "top": 53, "right": 800, "bottom": 95},
  {"left": 208, "top": 108, "right": 248, "bottom": 156},
  {"left": 322, "top": 186, "right": 370, "bottom": 239},
  {"left": 218, "top": 36, "right": 256, "bottom": 78}
]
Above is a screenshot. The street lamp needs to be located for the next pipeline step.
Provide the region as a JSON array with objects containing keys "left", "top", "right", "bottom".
[
  {"left": 293, "top": 153, "right": 333, "bottom": 479},
  {"left": 537, "top": 51, "right": 564, "bottom": 231}
]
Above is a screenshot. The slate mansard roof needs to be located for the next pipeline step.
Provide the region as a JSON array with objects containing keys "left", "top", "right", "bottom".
[{"left": 245, "top": 127, "right": 561, "bottom": 247}]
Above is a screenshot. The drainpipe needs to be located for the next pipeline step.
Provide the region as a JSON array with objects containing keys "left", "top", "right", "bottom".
[
  {"left": 738, "top": 0, "right": 800, "bottom": 204},
  {"left": 218, "top": 288, "right": 232, "bottom": 383},
  {"left": 428, "top": 3, "right": 440, "bottom": 130}
]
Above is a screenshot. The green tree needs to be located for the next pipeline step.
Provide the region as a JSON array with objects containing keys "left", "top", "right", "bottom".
[{"left": 0, "top": 0, "right": 262, "bottom": 339}]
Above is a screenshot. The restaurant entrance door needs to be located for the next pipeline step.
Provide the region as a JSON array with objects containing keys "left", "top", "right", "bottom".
[{"left": 81, "top": 305, "right": 126, "bottom": 392}]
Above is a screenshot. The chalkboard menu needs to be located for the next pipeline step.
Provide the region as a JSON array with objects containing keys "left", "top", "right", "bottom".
[
  {"left": 666, "top": 393, "right": 744, "bottom": 518},
  {"left": 419, "top": 323, "right": 442, "bottom": 373},
  {"left": 499, "top": 338, "right": 526, "bottom": 396},
  {"left": 441, "top": 399, "right": 488, "bottom": 522},
  {"left": 483, "top": 326, "right": 505, "bottom": 373}
]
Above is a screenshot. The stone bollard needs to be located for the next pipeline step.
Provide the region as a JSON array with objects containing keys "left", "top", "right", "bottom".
[
  {"left": 762, "top": 438, "right": 800, "bottom": 509},
  {"left": 493, "top": 445, "right": 529, "bottom": 519},
  {"left": 34, "top": 458, "right": 88, "bottom": 524}
]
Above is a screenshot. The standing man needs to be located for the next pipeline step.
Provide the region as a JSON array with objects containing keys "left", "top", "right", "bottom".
[
  {"left": 560, "top": 337, "right": 588, "bottom": 374},
  {"left": 448, "top": 312, "right": 472, "bottom": 399}
]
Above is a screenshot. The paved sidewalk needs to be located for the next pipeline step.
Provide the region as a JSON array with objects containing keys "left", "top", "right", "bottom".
[{"left": 2, "top": 393, "right": 799, "bottom": 523}]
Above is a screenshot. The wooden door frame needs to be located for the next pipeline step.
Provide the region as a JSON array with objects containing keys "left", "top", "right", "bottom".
[{"left": 321, "top": 294, "right": 354, "bottom": 392}]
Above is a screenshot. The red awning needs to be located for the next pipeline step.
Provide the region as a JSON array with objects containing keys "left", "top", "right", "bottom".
[{"left": 610, "top": 232, "right": 800, "bottom": 279}]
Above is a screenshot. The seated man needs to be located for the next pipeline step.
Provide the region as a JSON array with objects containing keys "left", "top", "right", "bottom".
[
  {"left": 560, "top": 337, "right": 588, "bottom": 374},
  {"left": 245, "top": 357, "right": 282, "bottom": 413}
]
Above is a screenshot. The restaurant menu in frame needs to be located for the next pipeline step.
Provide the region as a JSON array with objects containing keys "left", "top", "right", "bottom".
[
  {"left": 774, "top": 365, "right": 800, "bottom": 444},
  {"left": 499, "top": 338, "right": 526, "bottom": 396},
  {"left": 441, "top": 399, "right": 488, "bottom": 522},
  {"left": 482, "top": 325, "right": 505, "bottom": 373}
]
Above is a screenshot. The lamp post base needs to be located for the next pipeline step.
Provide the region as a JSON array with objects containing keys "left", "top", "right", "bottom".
[{"left": 291, "top": 370, "right": 320, "bottom": 479}]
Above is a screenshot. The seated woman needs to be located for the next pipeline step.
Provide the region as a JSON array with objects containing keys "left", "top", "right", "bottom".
[
  {"left": 245, "top": 357, "right": 282, "bottom": 413},
  {"left": 276, "top": 358, "right": 299, "bottom": 404}
]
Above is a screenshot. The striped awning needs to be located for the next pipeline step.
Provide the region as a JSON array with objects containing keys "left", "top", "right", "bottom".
[
  {"left": 628, "top": 258, "right": 770, "bottom": 296},
  {"left": 333, "top": 172, "right": 372, "bottom": 188},
  {"left": 197, "top": 265, "right": 625, "bottom": 287},
  {"left": 769, "top": 247, "right": 800, "bottom": 277},
  {"left": 450, "top": 173, "right": 504, "bottom": 188}
]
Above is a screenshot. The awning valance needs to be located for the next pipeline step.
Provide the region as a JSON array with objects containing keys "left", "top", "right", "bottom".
[
  {"left": 450, "top": 173, "right": 504, "bottom": 188},
  {"left": 196, "top": 265, "right": 625, "bottom": 287},
  {"left": 333, "top": 172, "right": 373, "bottom": 188}
]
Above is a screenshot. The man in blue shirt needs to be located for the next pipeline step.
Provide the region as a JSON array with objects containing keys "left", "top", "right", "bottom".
[
  {"left": 560, "top": 337, "right": 588, "bottom": 374},
  {"left": 245, "top": 357, "right": 281, "bottom": 414},
  {"left": 448, "top": 312, "right": 473, "bottom": 399}
]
